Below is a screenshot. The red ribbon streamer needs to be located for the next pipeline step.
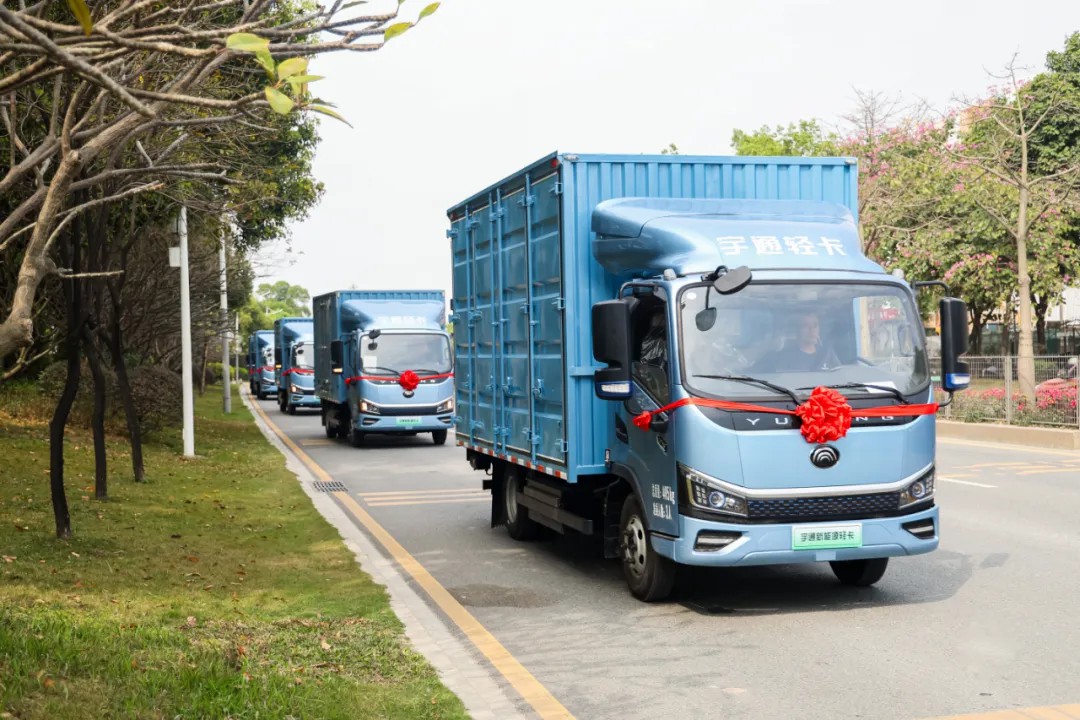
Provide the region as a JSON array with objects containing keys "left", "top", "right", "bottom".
[
  {"left": 345, "top": 371, "right": 454, "bottom": 389},
  {"left": 257, "top": 365, "right": 274, "bottom": 373},
  {"left": 282, "top": 368, "right": 314, "bottom": 377},
  {"left": 633, "top": 386, "right": 938, "bottom": 443}
]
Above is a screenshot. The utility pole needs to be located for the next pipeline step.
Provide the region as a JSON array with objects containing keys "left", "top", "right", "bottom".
[
  {"left": 220, "top": 230, "right": 231, "bottom": 414},
  {"left": 177, "top": 206, "right": 195, "bottom": 457}
]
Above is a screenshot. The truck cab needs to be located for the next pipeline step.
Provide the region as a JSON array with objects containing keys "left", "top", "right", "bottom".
[
  {"left": 247, "top": 330, "right": 277, "bottom": 400},
  {"left": 314, "top": 290, "right": 456, "bottom": 447},
  {"left": 589, "top": 198, "right": 970, "bottom": 599},
  {"left": 274, "top": 317, "right": 319, "bottom": 414}
]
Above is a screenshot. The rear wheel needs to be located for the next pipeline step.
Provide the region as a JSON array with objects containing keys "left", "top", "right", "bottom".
[
  {"left": 830, "top": 558, "right": 889, "bottom": 587},
  {"left": 503, "top": 468, "right": 538, "bottom": 541},
  {"left": 432, "top": 429, "right": 448, "bottom": 445},
  {"left": 323, "top": 413, "right": 336, "bottom": 439},
  {"left": 620, "top": 494, "right": 676, "bottom": 602}
]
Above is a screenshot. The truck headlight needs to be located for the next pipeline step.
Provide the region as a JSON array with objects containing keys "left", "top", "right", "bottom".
[
  {"left": 359, "top": 401, "right": 380, "bottom": 415},
  {"left": 436, "top": 398, "right": 454, "bottom": 414},
  {"left": 290, "top": 383, "right": 300, "bottom": 393},
  {"left": 679, "top": 465, "right": 748, "bottom": 518},
  {"left": 899, "top": 469, "right": 935, "bottom": 509}
]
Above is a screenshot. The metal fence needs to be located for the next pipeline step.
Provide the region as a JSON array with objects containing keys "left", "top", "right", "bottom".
[{"left": 930, "top": 355, "right": 1080, "bottom": 428}]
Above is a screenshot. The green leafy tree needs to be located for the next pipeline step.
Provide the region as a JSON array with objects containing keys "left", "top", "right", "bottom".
[
  {"left": 240, "top": 281, "right": 311, "bottom": 338},
  {"left": 731, "top": 119, "right": 842, "bottom": 157}
]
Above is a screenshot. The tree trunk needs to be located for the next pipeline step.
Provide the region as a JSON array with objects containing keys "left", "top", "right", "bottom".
[
  {"left": 82, "top": 326, "right": 108, "bottom": 500},
  {"left": 969, "top": 305, "right": 985, "bottom": 355},
  {"left": 1034, "top": 295, "right": 1048, "bottom": 353},
  {"left": 1015, "top": 132, "right": 1037, "bottom": 400},
  {"left": 199, "top": 337, "right": 209, "bottom": 396},
  {"left": 49, "top": 225, "right": 81, "bottom": 539},
  {"left": 108, "top": 316, "right": 145, "bottom": 482}
]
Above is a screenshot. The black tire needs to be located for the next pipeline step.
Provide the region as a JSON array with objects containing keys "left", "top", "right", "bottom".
[
  {"left": 256, "top": 388, "right": 266, "bottom": 400},
  {"left": 503, "top": 468, "right": 539, "bottom": 541},
  {"left": 830, "top": 558, "right": 889, "bottom": 587},
  {"left": 287, "top": 399, "right": 297, "bottom": 415},
  {"left": 349, "top": 428, "right": 366, "bottom": 448},
  {"left": 432, "top": 429, "right": 448, "bottom": 445},
  {"left": 323, "top": 418, "right": 336, "bottom": 439},
  {"left": 620, "top": 494, "right": 676, "bottom": 602},
  {"left": 278, "top": 393, "right": 287, "bottom": 413}
]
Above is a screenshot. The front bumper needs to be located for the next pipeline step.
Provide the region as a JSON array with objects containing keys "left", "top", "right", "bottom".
[
  {"left": 286, "top": 390, "right": 319, "bottom": 407},
  {"left": 354, "top": 413, "right": 454, "bottom": 433},
  {"left": 259, "top": 379, "right": 278, "bottom": 394},
  {"left": 652, "top": 506, "right": 939, "bottom": 567}
]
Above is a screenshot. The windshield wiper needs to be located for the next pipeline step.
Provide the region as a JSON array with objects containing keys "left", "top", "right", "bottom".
[
  {"left": 797, "top": 382, "right": 909, "bottom": 405},
  {"left": 694, "top": 374, "right": 800, "bottom": 405},
  {"left": 411, "top": 368, "right": 449, "bottom": 375}
]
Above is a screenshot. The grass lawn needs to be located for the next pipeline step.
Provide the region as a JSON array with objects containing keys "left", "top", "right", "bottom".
[{"left": 0, "top": 382, "right": 468, "bottom": 719}]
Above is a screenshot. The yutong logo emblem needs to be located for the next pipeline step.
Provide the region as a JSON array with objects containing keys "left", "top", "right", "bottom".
[{"left": 810, "top": 445, "right": 839, "bottom": 468}]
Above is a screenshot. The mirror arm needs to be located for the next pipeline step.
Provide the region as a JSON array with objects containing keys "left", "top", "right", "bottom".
[{"left": 937, "top": 390, "right": 955, "bottom": 408}]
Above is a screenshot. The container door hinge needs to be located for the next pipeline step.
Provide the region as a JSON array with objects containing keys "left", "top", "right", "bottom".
[
  {"left": 557, "top": 439, "right": 569, "bottom": 454},
  {"left": 490, "top": 206, "right": 505, "bottom": 221},
  {"left": 446, "top": 228, "right": 458, "bottom": 239},
  {"left": 519, "top": 194, "right": 536, "bottom": 207},
  {"left": 552, "top": 181, "right": 563, "bottom": 195},
  {"left": 552, "top": 297, "right": 565, "bottom": 311},
  {"left": 466, "top": 217, "right": 480, "bottom": 229}
]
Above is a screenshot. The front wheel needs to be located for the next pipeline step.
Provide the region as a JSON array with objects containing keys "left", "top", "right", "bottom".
[
  {"left": 431, "top": 429, "right": 448, "bottom": 445},
  {"left": 287, "top": 398, "right": 297, "bottom": 415},
  {"left": 349, "top": 428, "right": 366, "bottom": 448},
  {"left": 620, "top": 494, "right": 676, "bottom": 602},
  {"left": 830, "top": 558, "right": 889, "bottom": 587}
]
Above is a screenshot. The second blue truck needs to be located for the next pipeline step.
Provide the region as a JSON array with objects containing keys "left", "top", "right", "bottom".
[
  {"left": 313, "top": 290, "right": 456, "bottom": 446},
  {"left": 274, "top": 317, "right": 319, "bottom": 414}
]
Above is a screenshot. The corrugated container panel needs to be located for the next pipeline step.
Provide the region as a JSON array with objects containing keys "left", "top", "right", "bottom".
[{"left": 449, "top": 153, "right": 858, "bottom": 482}]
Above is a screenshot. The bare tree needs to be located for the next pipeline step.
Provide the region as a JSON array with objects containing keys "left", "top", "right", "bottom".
[
  {"left": 949, "top": 56, "right": 1080, "bottom": 400},
  {"left": 0, "top": 0, "right": 438, "bottom": 361}
]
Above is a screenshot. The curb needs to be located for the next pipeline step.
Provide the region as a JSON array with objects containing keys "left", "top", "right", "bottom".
[
  {"left": 239, "top": 388, "right": 530, "bottom": 720},
  {"left": 937, "top": 419, "right": 1080, "bottom": 451}
]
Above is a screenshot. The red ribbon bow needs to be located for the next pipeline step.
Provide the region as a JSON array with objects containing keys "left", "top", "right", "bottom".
[
  {"left": 633, "top": 386, "right": 937, "bottom": 443},
  {"left": 345, "top": 370, "right": 454, "bottom": 388}
]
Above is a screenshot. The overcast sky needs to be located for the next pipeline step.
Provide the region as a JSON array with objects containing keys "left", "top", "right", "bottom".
[{"left": 261, "top": 0, "right": 1077, "bottom": 300}]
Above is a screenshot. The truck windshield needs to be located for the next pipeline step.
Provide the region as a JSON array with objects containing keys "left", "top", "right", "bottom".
[
  {"left": 678, "top": 282, "right": 929, "bottom": 400},
  {"left": 360, "top": 333, "right": 452, "bottom": 376},
  {"left": 292, "top": 343, "right": 314, "bottom": 369}
]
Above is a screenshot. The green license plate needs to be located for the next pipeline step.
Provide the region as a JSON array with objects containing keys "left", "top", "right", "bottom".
[
  {"left": 395, "top": 417, "right": 422, "bottom": 426},
  {"left": 792, "top": 524, "right": 863, "bottom": 550}
]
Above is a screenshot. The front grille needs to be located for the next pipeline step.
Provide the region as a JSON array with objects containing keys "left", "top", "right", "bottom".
[
  {"left": 378, "top": 404, "right": 439, "bottom": 416},
  {"left": 747, "top": 492, "right": 901, "bottom": 521}
]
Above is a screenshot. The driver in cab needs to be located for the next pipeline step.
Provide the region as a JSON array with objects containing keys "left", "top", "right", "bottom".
[{"left": 757, "top": 310, "right": 839, "bottom": 373}]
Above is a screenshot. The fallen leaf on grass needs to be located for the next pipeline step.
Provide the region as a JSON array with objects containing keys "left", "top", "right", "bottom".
[
  {"left": 185, "top": 616, "right": 197, "bottom": 628},
  {"left": 319, "top": 638, "right": 331, "bottom": 651},
  {"left": 1, "top": 556, "right": 14, "bottom": 563},
  {"left": 70, "top": 552, "right": 80, "bottom": 558},
  {"left": 186, "top": 556, "right": 199, "bottom": 563},
  {"left": 42, "top": 678, "right": 55, "bottom": 689}
]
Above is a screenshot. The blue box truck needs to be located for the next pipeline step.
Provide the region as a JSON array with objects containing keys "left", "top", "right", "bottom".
[
  {"left": 313, "top": 290, "right": 456, "bottom": 446},
  {"left": 448, "top": 152, "right": 970, "bottom": 601},
  {"left": 274, "top": 317, "right": 319, "bottom": 415},
  {"left": 247, "top": 330, "right": 277, "bottom": 400}
]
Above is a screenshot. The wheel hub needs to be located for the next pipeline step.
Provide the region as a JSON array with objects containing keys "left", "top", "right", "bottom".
[
  {"left": 622, "top": 514, "right": 647, "bottom": 578},
  {"left": 505, "top": 477, "right": 518, "bottom": 524}
]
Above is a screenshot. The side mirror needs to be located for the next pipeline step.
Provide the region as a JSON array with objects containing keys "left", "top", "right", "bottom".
[
  {"left": 713, "top": 265, "right": 752, "bottom": 295},
  {"left": 592, "top": 299, "right": 634, "bottom": 399},
  {"left": 274, "top": 348, "right": 282, "bottom": 369},
  {"left": 330, "top": 340, "right": 344, "bottom": 374},
  {"left": 939, "top": 297, "right": 969, "bottom": 393}
]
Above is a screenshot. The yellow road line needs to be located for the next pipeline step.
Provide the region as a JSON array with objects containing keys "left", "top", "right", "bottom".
[
  {"left": 1016, "top": 468, "right": 1075, "bottom": 476},
  {"left": 365, "top": 497, "right": 489, "bottom": 508},
  {"left": 248, "top": 395, "right": 575, "bottom": 719},
  {"left": 922, "top": 705, "right": 1080, "bottom": 720},
  {"left": 300, "top": 438, "right": 334, "bottom": 446}
]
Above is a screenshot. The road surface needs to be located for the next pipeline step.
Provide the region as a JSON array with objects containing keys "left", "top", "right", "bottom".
[{"left": 251, "top": 397, "right": 1080, "bottom": 720}]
